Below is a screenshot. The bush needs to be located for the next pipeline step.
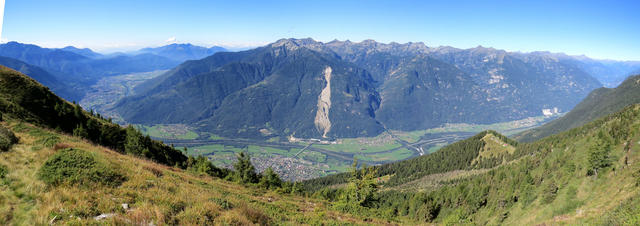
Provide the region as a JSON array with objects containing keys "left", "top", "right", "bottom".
[
  {"left": 0, "top": 164, "right": 7, "bottom": 179},
  {"left": 542, "top": 181, "right": 559, "bottom": 204},
  {"left": 259, "top": 167, "right": 282, "bottom": 189},
  {"left": 233, "top": 152, "right": 258, "bottom": 184},
  {"left": 38, "top": 148, "right": 125, "bottom": 186},
  {"left": 210, "top": 197, "right": 233, "bottom": 210},
  {"left": 36, "top": 135, "right": 60, "bottom": 148},
  {"left": 0, "top": 125, "right": 18, "bottom": 151}
]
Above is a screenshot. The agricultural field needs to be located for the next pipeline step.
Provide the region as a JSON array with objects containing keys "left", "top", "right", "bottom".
[
  {"left": 311, "top": 133, "right": 402, "bottom": 154},
  {"left": 135, "top": 124, "right": 199, "bottom": 140}
]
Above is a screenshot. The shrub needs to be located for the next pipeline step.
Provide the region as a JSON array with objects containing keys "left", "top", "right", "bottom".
[
  {"left": 38, "top": 148, "right": 125, "bottom": 186},
  {"left": 210, "top": 197, "right": 233, "bottom": 210},
  {"left": 0, "top": 164, "right": 7, "bottom": 179},
  {"left": 259, "top": 167, "right": 282, "bottom": 189},
  {"left": 0, "top": 125, "right": 18, "bottom": 151},
  {"left": 232, "top": 152, "right": 258, "bottom": 184},
  {"left": 542, "top": 181, "right": 559, "bottom": 204},
  {"left": 36, "top": 135, "right": 60, "bottom": 148}
]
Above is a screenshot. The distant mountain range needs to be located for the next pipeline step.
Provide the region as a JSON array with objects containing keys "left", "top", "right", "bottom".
[
  {"left": 136, "top": 43, "right": 227, "bottom": 62},
  {"left": 114, "top": 38, "right": 629, "bottom": 139},
  {"left": 0, "top": 42, "right": 226, "bottom": 101},
  {"left": 515, "top": 73, "right": 640, "bottom": 142},
  {"left": 2, "top": 39, "right": 638, "bottom": 140},
  {"left": 60, "top": 46, "right": 103, "bottom": 58},
  {"left": 116, "top": 40, "right": 384, "bottom": 138},
  {"left": 522, "top": 52, "right": 640, "bottom": 87}
]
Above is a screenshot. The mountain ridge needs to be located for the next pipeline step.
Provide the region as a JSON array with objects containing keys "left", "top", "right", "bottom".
[
  {"left": 114, "top": 38, "right": 604, "bottom": 139},
  {"left": 515, "top": 74, "right": 640, "bottom": 142},
  {"left": 136, "top": 43, "right": 227, "bottom": 62}
]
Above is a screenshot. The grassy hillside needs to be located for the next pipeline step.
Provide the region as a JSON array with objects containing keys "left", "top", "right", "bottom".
[
  {"left": 0, "top": 120, "right": 391, "bottom": 224},
  {"left": 515, "top": 74, "right": 640, "bottom": 142},
  {"left": 0, "top": 65, "right": 186, "bottom": 167}
]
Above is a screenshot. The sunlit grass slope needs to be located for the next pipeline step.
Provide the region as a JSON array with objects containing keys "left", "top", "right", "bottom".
[{"left": 0, "top": 120, "right": 390, "bottom": 225}]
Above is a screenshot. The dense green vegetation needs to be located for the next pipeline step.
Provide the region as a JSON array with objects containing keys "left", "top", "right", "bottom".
[
  {"left": 134, "top": 124, "right": 198, "bottom": 140},
  {"left": 516, "top": 74, "right": 640, "bottom": 142}
]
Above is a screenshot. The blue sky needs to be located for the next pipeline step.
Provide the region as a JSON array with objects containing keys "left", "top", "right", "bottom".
[{"left": 3, "top": 0, "right": 639, "bottom": 60}]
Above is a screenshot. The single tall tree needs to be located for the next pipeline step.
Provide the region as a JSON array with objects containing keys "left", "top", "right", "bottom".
[
  {"left": 588, "top": 130, "right": 612, "bottom": 177},
  {"left": 233, "top": 152, "right": 258, "bottom": 184}
]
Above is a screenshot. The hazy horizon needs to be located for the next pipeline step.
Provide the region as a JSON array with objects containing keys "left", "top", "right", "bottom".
[
  {"left": 4, "top": 37, "right": 640, "bottom": 63},
  {"left": 4, "top": 0, "right": 640, "bottom": 61}
]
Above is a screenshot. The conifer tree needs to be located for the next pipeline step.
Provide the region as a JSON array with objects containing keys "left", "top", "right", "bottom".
[
  {"left": 259, "top": 167, "right": 282, "bottom": 189},
  {"left": 588, "top": 130, "right": 612, "bottom": 177},
  {"left": 233, "top": 152, "right": 258, "bottom": 184}
]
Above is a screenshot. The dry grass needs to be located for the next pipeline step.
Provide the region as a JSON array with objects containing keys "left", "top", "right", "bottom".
[{"left": 0, "top": 121, "right": 391, "bottom": 225}]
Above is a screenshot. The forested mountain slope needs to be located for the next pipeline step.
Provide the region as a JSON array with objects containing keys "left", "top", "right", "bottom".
[
  {"left": 0, "top": 56, "right": 79, "bottom": 100},
  {"left": 114, "top": 38, "right": 603, "bottom": 138},
  {"left": 117, "top": 39, "right": 384, "bottom": 138},
  {"left": 328, "top": 41, "right": 602, "bottom": 130}
]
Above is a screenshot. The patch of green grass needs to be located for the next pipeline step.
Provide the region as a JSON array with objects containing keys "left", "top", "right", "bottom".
[
  {"left": 35, "top": 135, "right": 60, "bottom": 148},
  {"left": 185, "top": 144, "right": 237, "bottom": 156},
  {"left": 298, "top": 151, "right": 327, "bottom": 163},
  {"left": 325, "top": 159, "right": 352, "bottom": 173},
  {"left": 187, "top": 144, "right": 298, "bottom": 157},
  {"left": 393, "top": 130, "right": 428, "bottom": 143},
  {"left": 312, "top": 140, "right": 401, "bottom": 154},
  {"left": 209, "top": 133, "right": 225, "bottom": 140},
  {"left": 135, "top": 124, "right": 198, "bottom": 140}
]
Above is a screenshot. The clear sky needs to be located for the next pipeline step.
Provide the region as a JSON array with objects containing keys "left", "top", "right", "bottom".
[{"left": 3, "top": 0, "right": 639, "bottom": 60}]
